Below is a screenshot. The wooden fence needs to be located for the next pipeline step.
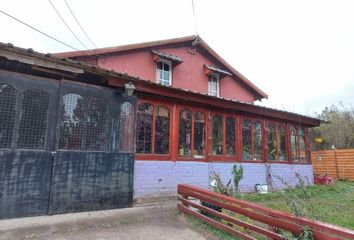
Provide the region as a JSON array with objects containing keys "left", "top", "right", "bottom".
[
  {"left": 311, "top": 149, "right": 354, "bottom": 180},
  {"left": 178, "top": 184, "right": 354, "bottom": 240}
]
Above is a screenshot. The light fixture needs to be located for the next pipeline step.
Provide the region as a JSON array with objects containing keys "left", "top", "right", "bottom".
[{"left": 124, "top": 82, "right": 135, "bottom": 96}]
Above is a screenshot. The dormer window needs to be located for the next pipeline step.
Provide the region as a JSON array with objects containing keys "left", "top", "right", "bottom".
[
  {"left": 204, "top": 64, "right": 231, "bottom": 98},
  {"left": 156, "top": 60, "right": 172, "bottom": 86},
  {"left": 208, "top": 74, "right": 220, "bottom": 97}
]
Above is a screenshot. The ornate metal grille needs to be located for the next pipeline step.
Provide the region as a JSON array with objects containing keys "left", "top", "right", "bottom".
[
  {"left": 58, "top": 94, "right": 110, "bottom": 151},
  {"left": 0, "top": 84, "right": 17, "bottom": 148},
  {"left": 85, "top": 98, "right": 110, "bottom": 151},
  {"left": 17, "top": 89, "right": 49, "bottom": 149},
  {"left": 58, "top": 93, "right": 85, "bottom": 150}
]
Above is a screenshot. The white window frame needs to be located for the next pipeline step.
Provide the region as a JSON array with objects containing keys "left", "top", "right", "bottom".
[
  {"left": 156, "top": 59, "right": 172, "bottom": 86},
  {"left": 208, "top": 73, "right": 220, "bottom": 97}
]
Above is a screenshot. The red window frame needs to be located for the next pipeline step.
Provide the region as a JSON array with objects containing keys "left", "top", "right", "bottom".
[
  {"left": 265, "top": 121, "right": 289, "bottom": 163},
  {"left": 289, "top": 125, "right": 300, "bottom": 163},
  {"left": 298, "top": 127, "right": 309, "bottom": 164},
  {"left": 177, "top": 105, "right": 209, "bottom": 162},
  {"left": 135, "top": 99, "right": 173, "bottom": 160},
  {"left": 210, "top": 112, "right": 238, "bottom": 162},
  {"left": 240, "top": 116, "right": 264, "bottom": 162}
]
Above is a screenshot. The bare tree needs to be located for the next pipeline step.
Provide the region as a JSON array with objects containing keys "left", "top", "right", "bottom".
[{"left": 310, "top": 102, "right": 354, "bottom": 150}]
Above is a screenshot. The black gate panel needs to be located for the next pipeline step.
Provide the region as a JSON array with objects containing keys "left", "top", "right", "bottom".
[
  {"left": 0, "top": 70, "right": 59, "bottom": 219},
  {"left": 0, "top": 71, "right": 136, "bottom": 219},
  {"left": 49, "top": 152, "right": 133, "bottom": 214},
  {"left": 0, "top": 151, "right": 52, "bottom": 218},
  {"left": 49, "top": 81, "right": 136, "bottom": 214}
]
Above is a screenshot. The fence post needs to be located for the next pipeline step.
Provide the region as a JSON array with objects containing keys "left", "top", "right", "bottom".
[{"left": 334, "top": 149, "right": 340, "bottom": 179}]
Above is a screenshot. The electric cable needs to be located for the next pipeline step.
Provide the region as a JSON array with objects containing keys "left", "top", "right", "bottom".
[
  {"left": 0, "top": 9, "right": 97, "bottom": 59},
  {"left": 191, "top": 0, "right": 198, "bottom": 35},
  {"left": 48, "top": 0, "right": 92, "bottom": 52},
  {"left": 64, "top": 0, "right": 97, "bottom": 48}
]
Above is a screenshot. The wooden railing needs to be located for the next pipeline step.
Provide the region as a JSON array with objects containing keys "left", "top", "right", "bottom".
[
  {"left": 312, "top": 149, "right": 354, "bottom": 180},
  {"left": 177, "top": 184, "right": 354, "bottom": 240}
]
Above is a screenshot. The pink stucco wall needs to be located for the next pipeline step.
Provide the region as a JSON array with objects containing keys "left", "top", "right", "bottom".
[{"left": 81, "top": 46, "right": 256, "bottom": 103}]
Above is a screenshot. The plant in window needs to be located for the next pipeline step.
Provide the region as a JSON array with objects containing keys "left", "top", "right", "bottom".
[
  {"left": 267, "top": 123, "right": 277, "bottom": 160},
  {"left": 194, "top": 112, "right": 206, "bottom": 157},
  {"left": 212, "top": 115, "right": 223, "bottom": 155},
  {"left": 136, "top": 103, "right": 153, "bottom": 153},
  {"left": 226, "top": 116, "right": 236, "bottom": 156},
  {"left": 242, "top": 119, "right": 252, "bottom": 160},
  {"left": 290, "top": 127, "right": 300, "bottom": 162},
  {"left": 178, "top": 109, "right": 192, "bottom": 156},
  {"left": 155, "top": 106, "right": 170, "bottom": 154}
]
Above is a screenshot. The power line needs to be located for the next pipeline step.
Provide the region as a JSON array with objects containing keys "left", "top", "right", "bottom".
[
  {"left": 48, "top": 0, "right": 92, "bottom": 52},
  {"left": 191, "top": 0, "right": 198, "bottom": 35},
  {"left": 64, "top": 0, "right": 97, "bottom": 48},
  {"left": 0, "top": 9, "right": 81, "bottom": 52}
]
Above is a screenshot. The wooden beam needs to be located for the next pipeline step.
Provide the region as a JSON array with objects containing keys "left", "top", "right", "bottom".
[{"left": 0, "top": 49, "right": 84, "bottom": 74}]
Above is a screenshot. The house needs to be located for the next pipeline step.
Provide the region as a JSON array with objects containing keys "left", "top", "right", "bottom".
[
  {"left": 0, "top": 37, "right": 320, "bottom": 219},
  {"left": 56, "top": 36, "right": 320, "bottom": 198}
]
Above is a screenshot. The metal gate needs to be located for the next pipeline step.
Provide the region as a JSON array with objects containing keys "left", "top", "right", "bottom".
[{"left": 0, "top": 70, "right": 136, "bottom": 219}]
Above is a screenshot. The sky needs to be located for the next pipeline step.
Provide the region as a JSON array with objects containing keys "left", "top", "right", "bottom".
[{"left": 1, "top": 0, "right": 354, "bottom": 116}]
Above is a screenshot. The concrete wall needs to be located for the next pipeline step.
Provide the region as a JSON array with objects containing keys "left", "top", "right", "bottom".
[{"left": 133, "top": 160, "right": 314, "bottom": 199}]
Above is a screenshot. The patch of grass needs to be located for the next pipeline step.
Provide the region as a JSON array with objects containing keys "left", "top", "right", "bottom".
[
  {"left": 241, "top": 181, "right": 354, "bottom": 229},
  {"left": 185, "top": 181, "right": 354, "bottom": 240}
]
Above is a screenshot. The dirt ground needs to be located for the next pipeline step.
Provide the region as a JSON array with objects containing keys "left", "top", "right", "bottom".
[{"left": 0, "top": 198, "right": 207, "bottom": 240}]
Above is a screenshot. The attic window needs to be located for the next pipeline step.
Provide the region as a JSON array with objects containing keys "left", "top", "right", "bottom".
[
  {"left": 156, "top": 60, "right": 172, "bottom": 86},
  {"left": 208, "top": 74, "right": 219, "bottom": 97}
]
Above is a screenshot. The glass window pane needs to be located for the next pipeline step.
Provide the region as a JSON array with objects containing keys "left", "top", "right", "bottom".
[
  {"left": 290, "top": 127, "right": 299, "bottom": 162},
  {"left": 254, "top": 121, "right": 262, "bottom": 160},
  {"left": 157, "top": 62, "right": 162, "bottom": 70},
  {"left": 267, "top": 123, "right": 276, "bottom": 160},
  {"left": 155, "top": 106, "right": 170, "bottom": 154},
  {"left": 208, "top": 75, "right": 219, "bottom": 97},
  {"left": 163, "top": 72, "right": 170, "bottom": 82},
  {"left": 194, "top": 112, "right": 205, "bottom": 157},
  {"left": 278, "top": 125, "right": 287, "bottom": 161},
  {"left": 0, "top": 84, "right": 17, "bottom": 148},
  {"left": 163, "top": 63, "right": 170, "bottom": 71},
  {"left": 212, "top": 115, "right": 223, "bottom": 155},
  {"left": 136, "top": 103, "right": 153, "bottom": 153},
  {"left": 242, "top": 119, "right": 251, "bottom": 160},
  {"left": 178, "top": 109, "right": 192, "bottom": 156},
  {"left": 298, "top": 128, "right": 307, "bottom": 162},
  {"left": 226, "top": 117, "right": 236, "bottom": 155},
  {"left": 18, "top": 89, "right": 49, "bottom": 149}
]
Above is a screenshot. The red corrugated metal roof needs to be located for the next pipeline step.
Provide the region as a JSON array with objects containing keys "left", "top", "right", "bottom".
[{"left": 0, "top": 41, "right": 321, "bottom": 127}]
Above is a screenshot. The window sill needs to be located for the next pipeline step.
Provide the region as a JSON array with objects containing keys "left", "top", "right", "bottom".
[{"left": 135, "top": 153, "right": 171, "bottom": 161}]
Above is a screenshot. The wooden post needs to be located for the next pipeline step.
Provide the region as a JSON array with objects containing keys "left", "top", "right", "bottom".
[{"left": 334, "top": 149, "right": 340, "bottom": 179}]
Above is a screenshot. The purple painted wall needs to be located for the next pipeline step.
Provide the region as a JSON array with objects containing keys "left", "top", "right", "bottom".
[{"left": 133, "top": 161, "right": 314, "bottom": 199}]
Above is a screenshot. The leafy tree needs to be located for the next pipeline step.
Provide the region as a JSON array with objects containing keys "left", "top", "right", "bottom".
[{"left": 310, "top": 102, "right": 354, "bottom": 150}]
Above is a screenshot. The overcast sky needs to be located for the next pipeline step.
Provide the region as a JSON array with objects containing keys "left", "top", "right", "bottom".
[{"left": 1, "top": 0, "right": 353, "bottom": 116}]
